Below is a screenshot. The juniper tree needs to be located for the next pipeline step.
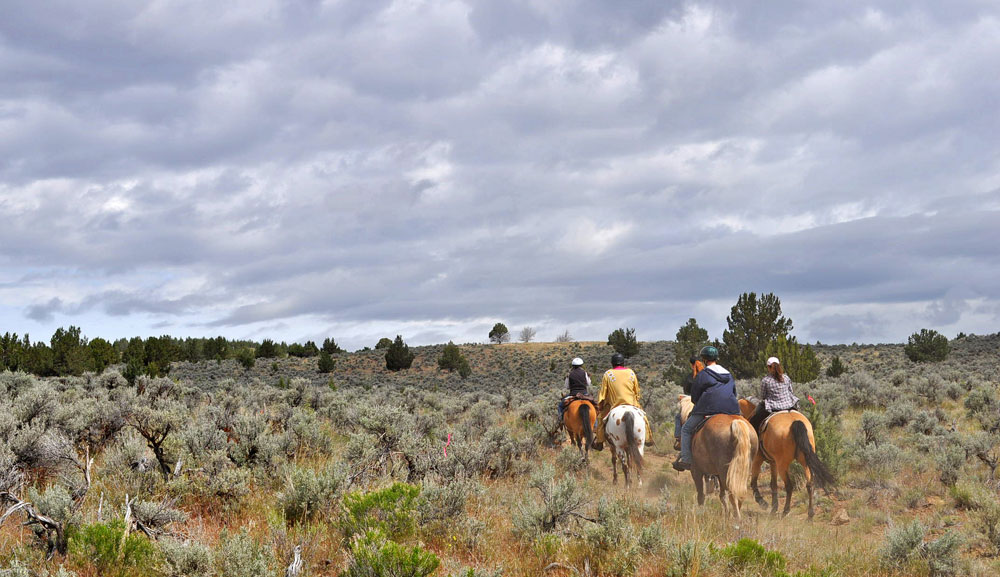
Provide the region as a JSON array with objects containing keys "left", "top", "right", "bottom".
[
  {"left": 668, "top": 318, "right": 709, "bottom": 385},
  {"left": 489, "top": 323, "right": 510, "bottom": 344},
  {"left": 385, "top": 336, "right": 415, "bottom": 371},
  {"left": 904, "top": 329, "right": 951, "bottom": 363},
  {"left": 607, "top": 327, "right": 640, "bottom": 359},
  {"left": 318, "top": 350, "right": 336, "bottom": 373},
  {"left": 721, "top": 292, "right": 793, "bottom": 379}
]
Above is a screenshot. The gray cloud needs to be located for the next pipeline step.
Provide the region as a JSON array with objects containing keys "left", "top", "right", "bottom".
[{"left": 2, "top": 1, "right": 998, "bottom": 350}]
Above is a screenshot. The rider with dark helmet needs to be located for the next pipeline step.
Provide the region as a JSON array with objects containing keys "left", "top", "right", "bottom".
[
  {"left": 672, "top": 345, "right": 739, "bottom": 471},
  {"left": 593, "top": 352, "right": 655, "bottom": 450}
]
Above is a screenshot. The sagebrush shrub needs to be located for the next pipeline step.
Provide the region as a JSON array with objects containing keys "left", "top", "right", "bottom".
[
  {"left": 215, "top": 529, "right": 274, "bottom": 577},
  {"left": 279, "top": 463, "right": 344, "bottom": 526},
  {"left": 158, "top": 538, "right": 214, "bottom": 577}
]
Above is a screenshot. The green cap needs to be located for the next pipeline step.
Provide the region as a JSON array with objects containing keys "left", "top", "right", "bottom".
[{"left": 699, "top": 346, "right": 719, "bottom": 361}]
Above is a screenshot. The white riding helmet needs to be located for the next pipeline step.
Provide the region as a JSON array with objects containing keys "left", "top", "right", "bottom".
[{"left": 571, "top": 357, "right": 584, "bottom": 366}]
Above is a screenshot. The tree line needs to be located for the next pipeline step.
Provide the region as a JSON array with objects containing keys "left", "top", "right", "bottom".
[{"left": 0, "top": 328, "right": 344, "bottom": 379}]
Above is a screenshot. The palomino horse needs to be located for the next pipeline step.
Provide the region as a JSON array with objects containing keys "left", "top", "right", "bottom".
[
  {"left": 739, "top": 398, "right": 835, "bottom": 519},
  {"left": 563, "top": 399, "right": 597, "bottom": 462},
  {"left": 604, "top": 405, "right": 645, "bottom": 488},
  {"left": 679, "top": 395, "right": 757, "bottom": 519}
]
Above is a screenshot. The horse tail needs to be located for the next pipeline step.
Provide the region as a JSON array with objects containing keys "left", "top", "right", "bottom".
[
  {"left": 580, "top": 403, "right": 594, "bottom": 451},
  {"left": 727, "top": 419, "right": 753, "bottom": 503},
  {"left": 792, "top": 420, "right": 836, "bottom": 489},
  {"left": 623, "top": 410, "right": 644, "bottom": 476}
]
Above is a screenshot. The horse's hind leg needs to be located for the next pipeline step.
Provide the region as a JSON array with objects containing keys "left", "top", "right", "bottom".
[
  {"left": 622, "top": 452, "right": 631, "bottom": 488},
  {"left": 770, "top": 462, "right": 780, "bottom": 515},
  {"left": 780, "top": 463, "right": 794, "bottom": 517},
  {"left": 751, "top": 452, "right": 767, "bottom": 508},
  {"left": 801, "top": 456, "right": 815, "bottom": 519},
  {"left": 611, "top": 450, "right": 618, "bottom": 485}
]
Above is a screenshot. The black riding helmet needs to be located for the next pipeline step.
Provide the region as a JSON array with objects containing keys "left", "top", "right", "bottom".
[{"left": 611, "top": 353, "right": 625, "bottom": 367}]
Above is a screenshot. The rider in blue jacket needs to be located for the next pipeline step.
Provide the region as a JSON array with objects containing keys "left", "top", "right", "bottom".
[{"left": 672, "top": 345, "right": 740, "bottom": 471}]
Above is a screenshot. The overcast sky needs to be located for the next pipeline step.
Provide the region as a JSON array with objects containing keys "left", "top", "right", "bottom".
[{"left": 1, "top": 1, "right": 998, "bottom": 351}]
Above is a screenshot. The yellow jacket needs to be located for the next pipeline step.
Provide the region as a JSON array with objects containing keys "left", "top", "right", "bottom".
[{"left": 597, "top": 367, "right": 641, "bottom": 412}]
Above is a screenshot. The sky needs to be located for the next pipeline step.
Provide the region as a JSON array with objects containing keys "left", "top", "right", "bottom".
[{"left": 1, "top": 0, "right": 998, "bottom": 351}]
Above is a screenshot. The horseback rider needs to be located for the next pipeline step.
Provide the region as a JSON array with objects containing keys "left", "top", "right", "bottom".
[
  {"left": 672, "top": 345, "right": 739, "bottom": 471},
  {"left": 558, "top": 357, "right": 592, "bottom": 422},
  {"left": 593, "top": 353, "right": 654, "bottom": 450},
  {"left": 748, "top": 356, "right": 800, "bottom": 432},
  {"left": 674, "top": 355, "right": 705, "bottom": 450}
]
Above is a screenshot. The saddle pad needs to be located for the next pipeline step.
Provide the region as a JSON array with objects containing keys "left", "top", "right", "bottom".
[{"left": 760, "top": 409, "right": 803, "bottom": 434}]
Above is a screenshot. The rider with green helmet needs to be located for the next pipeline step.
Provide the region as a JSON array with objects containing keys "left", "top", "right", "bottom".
[{"left": 672, "top": 345, "right": 740, "bottom": 471}]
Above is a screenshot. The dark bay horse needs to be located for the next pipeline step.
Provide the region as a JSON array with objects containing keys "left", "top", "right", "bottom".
[
  {"left": 739, "top": 398, "right": 835, "bottom": 519},
  {"left": 563, "top": 399, "right": 597, "bottom": 462},
  {"left": 679, "top": 395, "right": 757, "bottom": 519}
]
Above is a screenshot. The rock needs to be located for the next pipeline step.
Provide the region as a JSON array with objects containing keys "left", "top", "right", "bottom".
[{"left": 831, "top": 508, "right": 850, "bottom": 526}]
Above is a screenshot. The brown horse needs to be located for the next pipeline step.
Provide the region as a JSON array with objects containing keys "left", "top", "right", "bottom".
[
  {"left": 564, "top": 399, "right": 597, "bottom": 462},
  {"left": 739, "top": 398, "right": 835, "bottom": 519},
  {"left": 679, "top": 395, "right": 757, "bottom": 519}
]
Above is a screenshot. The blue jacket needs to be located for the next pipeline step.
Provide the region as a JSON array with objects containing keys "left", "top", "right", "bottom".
[{"left": 690, "top": 365, "right": 740, "bottom": 416}]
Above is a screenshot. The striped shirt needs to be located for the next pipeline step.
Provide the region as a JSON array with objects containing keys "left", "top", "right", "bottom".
[{"left": 760, "top": 374, "right": 798, "bottom": 411}]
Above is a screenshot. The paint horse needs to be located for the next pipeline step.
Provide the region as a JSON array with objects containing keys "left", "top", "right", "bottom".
[
  {"left": 739, "top": 398, "right": 835, "bottom": 519},
  {"left": 563, "top": 397, "right": 597, "bottom": 462},
  {"left": 678, "top": 395, "right": 757, "bottom": 519},
  {"left": 604, "top": 405, "right": 646, "bottom": 488}
]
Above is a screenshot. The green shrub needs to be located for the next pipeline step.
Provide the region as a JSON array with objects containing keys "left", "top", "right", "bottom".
[
  {"left": 607, "top": 327, "right": 640, "bottom": 359},
  {"left": 904, "top": 329, "right": 950, "bottom": 363},
  {"left": 69, "top": 521, "right": 160, "bottom": 577},
  {"left": 343, "top": 529, "right": 440, "bottom": 577},
  {"left": 340, "top": 483, "right": 422, "bottom": 541},
  {"left": 235, "top": 348, "right": 256, "bottom": 370},
  {"left": 715, "top": 538, "right": 787, "bottom": 575}
]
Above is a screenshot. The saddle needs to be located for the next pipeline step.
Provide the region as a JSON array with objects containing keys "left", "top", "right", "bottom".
[{"left": 565, "top": 393, "right": 596, "bottom": 405}]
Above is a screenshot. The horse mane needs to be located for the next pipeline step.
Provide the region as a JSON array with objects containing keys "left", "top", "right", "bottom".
[{"left": 679, "top": 394, "right": 694, "bottom": 423}]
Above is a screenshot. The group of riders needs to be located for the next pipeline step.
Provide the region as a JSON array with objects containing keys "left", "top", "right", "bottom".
[{"left": 557, "top": 346, "right": 799, "bottom": 471}]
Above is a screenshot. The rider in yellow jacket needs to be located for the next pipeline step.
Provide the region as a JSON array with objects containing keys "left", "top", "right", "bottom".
[{"left": 594, "top": 353, "right": 654, "bottom": 449}]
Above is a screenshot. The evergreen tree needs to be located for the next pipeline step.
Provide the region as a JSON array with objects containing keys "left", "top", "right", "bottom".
[
  {"left": 50, "top": 326, "right": 90, "bottom": 376},
  {"left": 904, "top": 329, "right": 951, "bottom": 363},
  {"left": 761, "top": 335, "right": 820, "bottom": 383},
  {"left": 375, "top": 337, "right": 393, "bottom": 350},
  {"left": 256, "top": 339, "right": 279, "bottom": 359},
  {"left": 88, "top": 337, "right": 119, "bottom": 373},
  {"left": 318, "top": 350, "right": 336, "bottom": 373},
  {"left": 721, "top": 292, "right": 793, "bottom": 379},
  {"left": 437, "top": 341, "right": 470, "bottom": 378},
  {"left": 385, "top": 335, "right": 415, "bottom": 371},
  {"left": 489, "top": 323, "right": 510, "bottom": 344},
  {"left": 0, "top": 332, "right": 26, "bottom": 371},
  {"left": 826, "top": 355, "right": 846, "bottom": 378},
  {"left": 607, "top": 327, "right": 640, "bottom": 358},
  {"left": 668, "top": 318, "right": 709, "bottom": 385},
  {"left": 322, "top": 337, "right": 343, "bottom": 355}
]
